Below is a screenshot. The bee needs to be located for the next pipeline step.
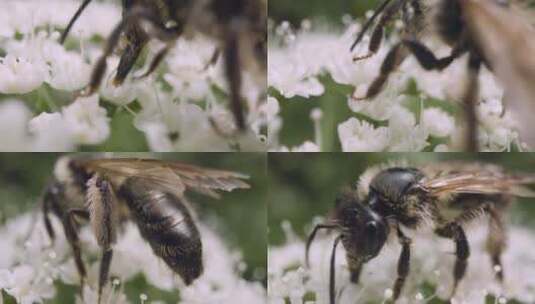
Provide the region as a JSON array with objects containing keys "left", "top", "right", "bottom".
[
  {"left": 305, "top": 162, "right": 535, "bottom": 303},
  {"left": 349, "top": 0, "right": 535, "bottom": 151},
  {"left": 60, "top": 0, "right": 267, "bottom": 132},
  {"left": 41, "top": 156, "right": 250, "bottom": 303}
]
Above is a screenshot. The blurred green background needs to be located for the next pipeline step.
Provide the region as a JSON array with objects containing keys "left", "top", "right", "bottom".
[
  {"left": 0, "top": 153, "right": 266, "bottom": 303},
  {"left": 268, "top": 153, "right": 535, "bottom": 245}
]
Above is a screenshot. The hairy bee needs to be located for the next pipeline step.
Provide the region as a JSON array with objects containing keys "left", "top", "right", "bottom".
[
  {"left": 306, "top": 162, "right": 535, "bottom": 303},
  {"left": 61, "top": 0, "right": 267, "bottom": 132},
  {"left": 350, "top": 0, "right": 535, "bottom": 151},
  {"left": 41, "top": 156, "right": 250, "bottom": 303}
]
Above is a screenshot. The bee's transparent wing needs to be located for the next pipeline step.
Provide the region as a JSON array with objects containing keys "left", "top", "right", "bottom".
[
  {"left": 82, "top": 158, "right": 250, "bottom": 199},
  {"left": 462, "top": 0, "right": 535, "bottom": 147},
  {"left": 420, "top": 162, "right": 535, "bottom": 198}
]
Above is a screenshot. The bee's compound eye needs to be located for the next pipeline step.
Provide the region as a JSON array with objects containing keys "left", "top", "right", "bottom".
[{"left": 365, "top": 221, "right": 378, "bottom": 235}]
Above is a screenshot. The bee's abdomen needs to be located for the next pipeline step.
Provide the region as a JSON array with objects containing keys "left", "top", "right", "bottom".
[{"left": 119, "top": 178, "right": 203, "bottom": 285}]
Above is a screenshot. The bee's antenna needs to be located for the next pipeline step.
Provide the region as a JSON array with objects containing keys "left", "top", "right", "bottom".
[
  {"left": 305, "top": 224, "right": 337, "bottom": 267},
  {"left": 350, "top": 0, "right": 392, "bottom": 51},
  {"left": 329, "top": 235, "right": 343, "bottom": 304},
  {"left": 60, "top": 0, "right": 94, "bottom": 44}
]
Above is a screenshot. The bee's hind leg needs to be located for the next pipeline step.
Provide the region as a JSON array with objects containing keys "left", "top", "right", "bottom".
[{"left": 86, "top": 174, "right": 120, "bottom": 304}]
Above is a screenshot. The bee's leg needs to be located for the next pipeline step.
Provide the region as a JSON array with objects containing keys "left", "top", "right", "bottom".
[
  {"left": 203, "top": 48, "right": 220, "bottom": 71},
  {"left": 392, "top": 227, "right": 412, "bottom": 301},
  {"left": 133, "top": 43, "right": 172, "bottom": 81},
  {"left": 348, "top": 261, "right": 363, "bottom": 284},
  {"left": 98, "top": 249, "right": 114, "bottom": 304},
  {"left": 63, "top": 208, "right": 90, "bottom": 293},
  {"left": 113, "top": 22, "right": 148, "bottom": 86},
  {"left": 42, "top": 186, "right": 59, "bottom": 243},
  {"left": 352, "top": 43, "right": 407, "bottom": 100},
  {"left": 86, "top": 7, "right": 181, "bottom": 96},
  {"left": 401, "top": 39, "right": 465, "bottom": 71},
  {"left": 435, "top": 222, "right": 470, "bottom": 299},
  {"left": 329, "top": 235, "right": 343, "bottom": 304},
  {"left": 486, "top": 206, "right": 506, "bottom": 282},
  {"left": 222, "top": 23, "right": 246, "bottom": 131},
  {"left": 350, "top": 0, "right": 392, "bottom": 52},
  {"left": 60, "top": 0, "right": 93, "bottom": 44},
  {"left": 86, "top": 174, "right": 119, "bottom": 304},
  {"left": 305, "top": 224, "right": 337, "bottom": 267},
  {"left": 353, "top": 0, "right": 400, "bottom": 62},
  {"left": 462, "top": 52, "right": 482, "bottom": 152}
]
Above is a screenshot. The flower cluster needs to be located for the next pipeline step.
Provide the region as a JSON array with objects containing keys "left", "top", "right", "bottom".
[
  {"left": 0, "top": 0, "right": 266, "bottom": 151},
  {"left": 268, "top": 20, "right": 525, "bottom": 152},
  {"left": 268, "top": 220, "right": 535, "bottom": 304},
  {"left": 0, "top": 212, "right": 266, "bottom": 304}
]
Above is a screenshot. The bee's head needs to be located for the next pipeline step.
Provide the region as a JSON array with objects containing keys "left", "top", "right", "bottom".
[{"left": 333, "top": 190, "right": 389, "bottom": 262}]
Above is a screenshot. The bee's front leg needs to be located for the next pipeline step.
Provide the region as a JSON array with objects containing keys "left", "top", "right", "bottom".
[
  {"left": 391, "top": 227, "right": 412, "bottom": 302},
  {"left": 42, "top": 183, "right": 62, "bottom": 243},
  {"left": 113, "top": 22, "right": 148, "bottom": 86},
  {"left": 353, "top": 0, "right": 401, "bottom": 62}
]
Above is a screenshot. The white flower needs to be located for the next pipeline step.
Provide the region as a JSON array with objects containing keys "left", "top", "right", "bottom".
[
  {"left": 0, "top": 100, "right": 32, "bottom": 151},
  {"left": 135, "top": 100, "right": 229, "bottom": 152},
  {"left": 62, "top": 95, "right": 110, "bottom": 145},
  {"left": 269, "top": 221, "right": 535, "bottom": 304},
  {"left": 98, "top": 57, "right": 138, "bottom": 106},
  {"left": 291, "top": 141, "right": 320, "bottom": 152},
  {"left": 0, "top": 54, "right": 47, "bottom": 94},
  {"left": 0, "top": 210, "right": 266, "bottom": 304},
  {"left": 422, "top": 108, "right": 455, "bottom": 138},
  {"left": 338, "top": 117, "right": 389, "bottom": 152},
  {"left": 0, "top": 264, "right": 55, "bottom": 304},
  {"left": 29, "top": 112, "right": 76, "bottom": 151},
  {"left": 434, "top": 144, "right": 450, "bottom": 152},
  {"left": 387, "top": 107, "right": 429, "bottom": 151},
  {"left": 264, "top": 96, "right": 281, "bottom": 123},
  {"left": 48, "top": 50, "right": 91, "bottom": 91},
  {"left": 164, "top": 37, "right": 217, "bottom": 101},
  {"left": 268, "top": 50, "right": 324, "bottom": 98}
]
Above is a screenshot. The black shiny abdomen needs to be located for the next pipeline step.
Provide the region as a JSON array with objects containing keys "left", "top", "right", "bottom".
[{"left": 119, "top": 178, "right": 203, "bottom": 285}]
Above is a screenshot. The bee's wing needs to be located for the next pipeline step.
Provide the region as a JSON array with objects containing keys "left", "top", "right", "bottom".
[
  {"left": 420, "top": 162, "right": 535, "bottom": 198},
  {"left": 82, "top": 158, "right": 250, "bottom": 199},
  {"left": 462, "top": 0, "right": 535, "bottom": 146}
]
